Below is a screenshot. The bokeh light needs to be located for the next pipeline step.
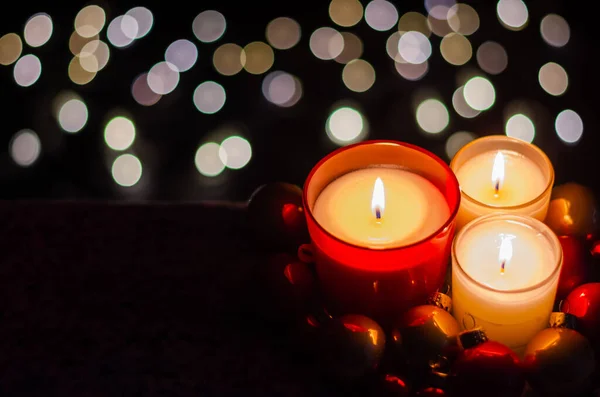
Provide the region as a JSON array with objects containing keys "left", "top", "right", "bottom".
[
  {"left": 104, "top": 116, "right": 136, "bottom": 151},
  {"left": 398, "top": 31, "right": 432, "bottom": 64},
  {"left": 555, "top": 109, "right": 583, "bottom": 144},
  {"left": 125, "top": 7, "right": 153, "bottom": 39},
  {"left": 266, "top": 17, "right": 301, "bottom": 50},
  {"left": 427, "top": 12, "right": 453, "bottom": 37},
  {"left": 79, "top": 40, "right": 110, "bottom": 72},
  {"left": 326, "top": 106, "right": 368, "bottom": 145},
  {"left": 416, "top": 99, "right": 449, "bottom": 134},
  {"left": 213, "top": 43, "right": 245, "bottom": 76},
  {"left": 440, "top": 33, "right": 472, "bottom": 66},
  {"left": 195, "top": 142, "right": 226, "bottom": 177},
  {"left": 112, "top": 154, "right": 142, "bottom": 187},
  {"left": 342, "top": 59, "right": 375, "bottom": 92},
  {"left": 398, "top": 12, "right": 431, "bottom": 37},
  {"left": 541, "top": 14, "right": 570, "bottom": 48},
  {"left": 395, "top": 60, "right": 429, "bottom": 81},
  {"left": 538, "top": 62, "right": 568, "bottom": 96},
  {"left": 10, "top": 129, "right": 41, "bottom": 167},
  {"left": 476, "top": 41, "right": 508, "bottom": 75},
  {"left": 445, "top": 131, "right": 476, "bottom": 159},
  {"left": 75, "top": 5, "right": 106, "bottom": 38},
  {"left": 131, "top": 73, "right": 161, "bottom": 106},
  {"left": 193, "top": 10, "right": 226, "bottom": 43},
  {"left": 386, "top": 32, "right": 403, "bottom": 62},
  {"left": 309, "top": 27, "right": 344, "bottom": 60},
  {"left": 364, "top": 0, "right": 398, "bottom": 32},
  {"left": 58, "top": 98, "right": 88, "bottom": 133},
  {"left": 165, "top": 39, "right": 198, "bottom": 72},
  {"left": 243, "top": 42, "right": 274, "bottom": 75},
  {"left": 425, "top": 0, "right": 456, "bottom": 20},
  {"left": 13, "top": 54, "right": 42, "bottom": 87},
  {"left": 193, "top": 81, "right": 226, "bottom": 114},
  {"left": 452, "top": 86, "right": 480, "bottom": 118},
  {"left": 0, "top": 33, "right": 23, "bottom": 66},
  {"left": 147, "top": 61, "right": 180, "bottom": 95},
  {"left": 107, "top": 15, "right": 137, "bottom": 48},
  {"left": 506, "top": 113, "right": 535, "bottom": 143},
  {"left": 24, "top": 13, "right": 53, "bottom": 48},
  {"left": 463, "top": 76, "right": 495, "bottom": 111},
  {"left": 335, "top": 32, "right": 363, "bottom": 64},
  {"left": 69, "top": 31, "right": 98, "bottom": 56},
  {"left": 329, "top": 0, "right": 363, "bottom": 27},
  {"left": 262, "top": 71, "right": 303, "bottom": 107},
  {"left": 219, "top": 136, "right": 252, "bottom": 169},
  {"left": 68, "top": 56, "right": 96, "bottom": 85},
  {"left": 447, "top": 4, "right": 480, "bottom": 35},
  {"left": 497, "top": 0, "right": 528, "bottom": 31}
]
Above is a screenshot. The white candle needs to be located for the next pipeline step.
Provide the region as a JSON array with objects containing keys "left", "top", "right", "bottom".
[
  {"left": 452, "top": 214, "right": 562, "bottom": 353},
  {"left": 313, "top": 168, "right": 450, "bottom": 248},
  {"left": 450, "top": 136, "right": 554, "bottom": 231}
]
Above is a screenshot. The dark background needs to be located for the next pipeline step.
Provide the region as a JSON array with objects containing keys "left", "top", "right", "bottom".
[{"left": 0, "top": 0, "right": 597, "bottom": 200}]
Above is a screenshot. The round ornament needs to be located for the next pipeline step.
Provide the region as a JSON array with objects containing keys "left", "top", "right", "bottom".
[
  {"left": 545, "top": 183, "right": 597, "bottom": 237},
  {"left": 564, "top": 283, "right": 600, "bottom": 347},
  {"left": 374, "top": 374, "right": 411, "bottom": 397},
  {"left": 556, "top": 235, "right": 590, "bottom": 301},
  {"left": 247, "top": 182, "right": 309, "bottom": 250}
]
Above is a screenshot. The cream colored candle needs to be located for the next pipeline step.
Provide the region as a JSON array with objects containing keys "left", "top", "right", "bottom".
[
  {"left": 452, "top": 214, "right": 562, "bottom": 353},
  {"left": 313, "top": 168, "right": 450, "bottom": 248},
  {"left": 450, "top": 136, "right": 554, "bottom": 231}
]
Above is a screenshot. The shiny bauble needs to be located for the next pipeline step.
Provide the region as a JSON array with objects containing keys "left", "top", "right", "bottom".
[
  {"left": 449, "top": 336, "right": 525, "bottom": 397},
  {"left": 247, "top": 183, "right": 309, "bottom": 250},
  {"left": 564, "top": 283, "right": 600, "bottom": 347},
  {"left": 556, "top": 235, "right": 590, "bottom": 301},
  {"left": 415, "top": 387, "right": 447, "bottom": 396},
  {"left": 374, "top": 374, "right": 411, "bottom": 397},
  {"left": 545, "top": 183, "right": 597, "bottom": 237},
  {"left": 318, "top": 314, "right": 386, "bottom": 381},
  {"left": 523, "top": 327, "right": 595, "bottom": 396},
  {"left": 393, "top": 305, "right": 460, "bottom": 371}
]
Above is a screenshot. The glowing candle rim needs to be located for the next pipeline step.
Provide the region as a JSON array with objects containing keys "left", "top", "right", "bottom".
[
  {"left": 450, "top": 135, "right": 554, "bottom": 210},
  {"left": 452, "top": 213, "right": 563, "bottom": 294},
  {"left": 303, "top": 140, "right": 461, "bottom": 252}
]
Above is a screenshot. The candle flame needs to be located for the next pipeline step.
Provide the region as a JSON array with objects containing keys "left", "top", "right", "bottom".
[
  {"left": 499, "top": 236, "right": 513, "bottom": 275},
  {"left": 491, "top": 151, "right": 505, "bottom": 194},
  {"left": 371, "top": 177, "right": 385, "bottom": 220}
]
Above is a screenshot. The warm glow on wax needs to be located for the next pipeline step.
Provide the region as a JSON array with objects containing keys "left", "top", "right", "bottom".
[
  {"left": 499, "top": 235, "right": 513, "bottom": 274},
  {"left": 492, "top": 151, "right": 505, "bottom": 193},
  {"left": 372, "top": 177, "right": 385, "bottom": 220}
]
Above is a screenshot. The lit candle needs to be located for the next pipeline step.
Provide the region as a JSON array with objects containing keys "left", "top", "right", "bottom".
[
  {"left": 450, "top": 136, "right": 554, "bottom": 231},
  {"left": 304, "top": 141, "right": 461, "bottom": 324},
  {"left": 452, "top": 214, "right": 562, "bottom": 353}
]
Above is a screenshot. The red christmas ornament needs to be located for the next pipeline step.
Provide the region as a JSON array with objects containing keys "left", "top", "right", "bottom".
[
  {"left": 564, "top": 283, "right": 600, "bottom": 347},
  {"left": 375, "top": 374, "right": 411, "bottom": 397},
  {"left": 556, "top": 235, "right": 589, "bottom": 302},
  {"left": 415, "top": 387, "right": 447, "bottom": 396},
  {"left": 449, "top": 328, "right": 525, "bottom": 397}
]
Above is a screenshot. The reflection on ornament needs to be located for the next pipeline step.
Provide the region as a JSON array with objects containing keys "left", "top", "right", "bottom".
[
  {"left": 545, "top": 183, "right": 597, "bottom": 236},
  {"left": 564, "top": 283, "right": 600, "bottom": 348}
]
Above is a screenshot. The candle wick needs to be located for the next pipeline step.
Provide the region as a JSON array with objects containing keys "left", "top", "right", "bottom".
[
  {"left": 375, "top": 207, "right": 381, "bottom": 220},
  {"left": 500, "top": 259, "right": 506, "bottom": 275},
  {"left": 494, "top": 179, "right": 500, "bottom": 194}
]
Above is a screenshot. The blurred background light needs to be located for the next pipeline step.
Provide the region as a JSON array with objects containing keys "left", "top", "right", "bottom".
[
  {"left": 75, "top": 5, "right": 106, "bottom": 38},
  {"left": 58, "top": 98, "right": 88, "bottom": 133},
  {"left": 329, "top": 0, "right": 363, "bottom": 27},
  {"left": 104, "top": 116, "right": 136, "bottom": 151},
  {"left": 24, "top": 13, "right": 53, "bottom": 47},
  {"left": 107, "top": 15, "right": 137, "bottom": 48},
  {"left": 193, "top": 81, "right": 226, "bottom": 114},
  {"left": 555, "top": 109, "right": 583, "bottom": 144},
  {"left": 540, "top": 14, "right": 570, "bottom": 48},
  {"left": 506, "top": 113, "right": 535, "bottom": 142},
  {"left": 147, "top": 61, "right": 180, "bottom": 95},
  {"left": 125, "top": 7, "right": 154, "bottom": 39},
  {"left": 395, "top": 60, "right": 428, "bottom": 81},
  {"left": 342, "top": 59, "right": 375, "bottom": 92},
  {"left": 165, "top": 39, "right": 198, "bottom": 72},
  {"left": 447, "top": 3, "right": 479, "bottom": 35},
  {"left": 242, "top": 41, "right": 274, "bottom": 75},
  {"left": 440, "top": 33, "right": 472, "bottom": 65},
  {"left": 398, "top": 12, "right": 431, "bottom": 37},
  {"left": 219, "top": 136, "right": 252, "bottom": 170},
  {"left": 213, "top": 43, "right": 245, "bottom": 76},
  {"left": 398, "top": 31, "right": 432, "bottom": 64},
  {"left": 452, "top": 86, "right": 480, "bottom": 118},
  {"left": 476, "top": 41, "right": 508, "bottom": 75},
  {"left": 309, "top": 27, "right": 344, "bottom": 60},
  {"left": 497, "top": 0, "right": 528, "bottom": 31},
  {"left": 195, "top": 142, "right": 225, "bottom": 177},
  {"left": 364, "top": 0, "right": 398, "bottom": 32},
  {"left": 335, "top": 32, "right": 363, "bottom": 64},
  {"left": 193, "top": 10, "right": 226, "bottom": 43},
  {"left": 266, "top": 17, "right": 301, "bottom": 50},
  {"left": 445, "top": 131, "right": 476, "bottom": 159},
  {"left": 14, "top": 54, "right": 41, "bottom": 87},
  {"left": 79, "top": 40, "right": 110, "bottom": 72},
  {"left": 427, "top": 11, "right": 453, "bottom": 37},
  {"left": 425, "top": 0, "right": 456, "bottom": 20},
  {"left": 112, "top": 154, "right": 142, "bottom": 187},
  {"left": 416, "top": 98, "right": 449, "bottom": 134},
  {"left": 463, "top": 76, "right": 495, "bottom": 111},
  {"left": 132, "top": 73, "right": 161, "bottom": 106},
  {"left": 262, "top": 71, "right": 302, "bottom": 107},
  {"left": 0, "top": 33, "right": 23, "bottom": 66},
  {"left": 68, "top": 56, "right": 96, "bottom": 85},
  {"left": 326, "top": 106, "right": 368, "bottom": 145},
  {"left": 386, "top": 32, "right": 403, "bottom": 62},
  {"left": 69, "top": 31, "right": 98, "bottom": 55},
  {"left": 10, "top": 129, "right": 41, "bottom": 167},
  {"left": 538, "top": 62, "right": 568, "bottom": 96}
]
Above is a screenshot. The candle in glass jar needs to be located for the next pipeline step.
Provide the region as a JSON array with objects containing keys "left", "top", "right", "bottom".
[
  {"left": 450, "top": 136, "right": 554, "bottom": 231},
  {"left": 452, "top": 214, "right": 562, "bottom": 354}
]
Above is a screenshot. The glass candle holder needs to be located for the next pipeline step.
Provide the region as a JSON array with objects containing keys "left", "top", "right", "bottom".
[
  {"left": 450, "top": 136, "right": 554, "bottom": 231},
  {"left": 452, "top": 213, "right": 563, "bottom": 354},
  {"left": 303, "top": 140, "right": 460, "bottom": 325}
]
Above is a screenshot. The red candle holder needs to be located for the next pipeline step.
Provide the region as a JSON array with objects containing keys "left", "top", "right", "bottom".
[{"left": 303, "top": 141, "right": 460, "bottom": 325}]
